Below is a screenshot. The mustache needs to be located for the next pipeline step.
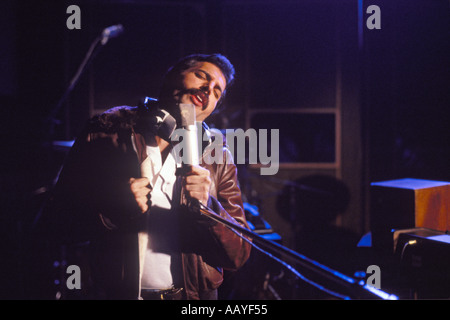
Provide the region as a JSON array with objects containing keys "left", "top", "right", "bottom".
[{"left": 176, "top": 88, "right": 209, "bottom": 110}]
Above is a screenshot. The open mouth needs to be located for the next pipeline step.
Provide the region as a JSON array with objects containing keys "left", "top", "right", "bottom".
[{"left": 189, "top": 89, "right": 209, "bottom": 110}]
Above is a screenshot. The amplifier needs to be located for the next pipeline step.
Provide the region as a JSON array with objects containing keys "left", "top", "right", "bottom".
[
  {"left": 393, "top": 228, "right": 450, "bottom": 298},
  {"left": 370, "top": 178, "right": 449, "bottom": 251}
]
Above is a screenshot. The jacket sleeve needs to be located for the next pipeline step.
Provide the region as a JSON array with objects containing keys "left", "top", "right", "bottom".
[
  {"left": 42, "top": 125, "right": 142, "bottom": 245},
  {"left": 196, "top": 147, "right": 252, "bottom": 271}
]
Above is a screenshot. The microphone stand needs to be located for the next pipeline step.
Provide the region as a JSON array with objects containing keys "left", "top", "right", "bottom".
[
  {"left": 35, "top": 26, "right": 123, "bottom": 227},
  {"left": 198, "top": 203, "right": 398, "bottom": 300},
  {"left": 47, "top": 37, "right": 100, "bottom": 137},
  {"left": 47, "top": 25, "right": 123, "bottom": 138}
]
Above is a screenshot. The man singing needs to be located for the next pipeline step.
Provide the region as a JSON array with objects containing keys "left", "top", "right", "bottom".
[{"left": 46, "top": 53, "right": 251, "bottom": 300}]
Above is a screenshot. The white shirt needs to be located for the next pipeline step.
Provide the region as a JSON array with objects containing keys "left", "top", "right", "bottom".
[{"left": 139, "top": 145, "right": 182, "bottom": 290}]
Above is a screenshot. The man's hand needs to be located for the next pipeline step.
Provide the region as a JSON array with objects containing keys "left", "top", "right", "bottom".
[
  {"left": 183, "top": 165, "right": 211, "bottom": 205},
  {"left": 129, "top": 177, "right": 151, "bottom": 213}
]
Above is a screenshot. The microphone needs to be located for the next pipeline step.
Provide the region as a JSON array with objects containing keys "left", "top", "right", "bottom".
[
  {"left": 179, "top": 103, "right": 199, "bottom": 166},
  {"left": 101, "top": 24, "right": 124, "bottom": 45},
  {"left": 178, "top": 103, "right": 203, "bottom": 211}
]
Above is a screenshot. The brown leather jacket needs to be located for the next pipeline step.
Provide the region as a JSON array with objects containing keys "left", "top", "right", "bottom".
[{"left": 46, "top": 105, "right": 251, "bottom": 300}]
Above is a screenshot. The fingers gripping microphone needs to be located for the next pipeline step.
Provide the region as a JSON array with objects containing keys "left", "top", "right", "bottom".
[
  {"left": 101, "top": 24, "right": 124, "bottom": 45},
  {"left": 179, "top": 103, "right": 199, "bottom": 166}
]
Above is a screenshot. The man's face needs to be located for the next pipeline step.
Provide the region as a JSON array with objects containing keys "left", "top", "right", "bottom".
[{"left": 172, "top": 61, "right": 227, "bottom": 122}]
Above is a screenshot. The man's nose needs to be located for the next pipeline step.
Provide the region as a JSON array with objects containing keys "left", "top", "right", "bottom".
[
  {"left": 200, "top": 84, "right": 211, "bottom": 96},
  {"left": 202, "top": 79, "right": 217, "bottom": 95}
]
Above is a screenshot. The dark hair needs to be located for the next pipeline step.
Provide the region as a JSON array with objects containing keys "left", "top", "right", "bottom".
[{"left": 158, "top": 53, "right": 235, "bottom": 105}]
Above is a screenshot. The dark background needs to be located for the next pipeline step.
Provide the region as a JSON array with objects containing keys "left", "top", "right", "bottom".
[{"left": 1, "top": 0, "right": 449, "bottom": 299}]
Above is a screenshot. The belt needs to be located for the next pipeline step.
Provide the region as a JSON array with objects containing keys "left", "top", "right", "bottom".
[{"left": 140, "top": 288, "right": 184, "bottom": 300}]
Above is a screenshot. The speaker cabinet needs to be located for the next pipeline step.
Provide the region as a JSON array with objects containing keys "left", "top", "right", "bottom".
[{"left": 370, "top": 178, "right": 450, "bottom": 251}]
